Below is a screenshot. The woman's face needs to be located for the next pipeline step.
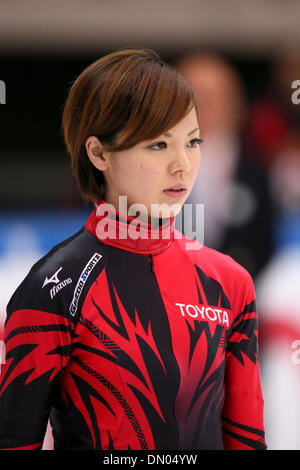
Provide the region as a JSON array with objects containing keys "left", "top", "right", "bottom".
[{"left": 89, "top": 107, "right": 201, "bottom": 220}]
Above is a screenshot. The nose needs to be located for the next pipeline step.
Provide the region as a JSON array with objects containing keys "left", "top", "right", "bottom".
[{"left": 169, "top": 149, "right": 191, "bottom": 174}]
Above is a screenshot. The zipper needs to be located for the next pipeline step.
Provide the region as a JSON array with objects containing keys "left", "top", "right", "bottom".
[{"left": 148, "top": 254, "right": 154, "bottom": 274}]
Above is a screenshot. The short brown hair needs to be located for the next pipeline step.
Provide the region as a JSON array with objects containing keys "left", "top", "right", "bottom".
[{"left": 61, "top": 48, "right": 198, "bottom": 204}]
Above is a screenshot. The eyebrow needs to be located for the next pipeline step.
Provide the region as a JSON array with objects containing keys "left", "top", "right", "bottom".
[{"left": 163, "top": 127, "right": 199, "bottom": 137}]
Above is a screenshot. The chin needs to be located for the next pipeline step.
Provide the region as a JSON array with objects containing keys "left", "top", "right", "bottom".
[{"left": 150, "top": 202, "right": 183, "bottom": 220}]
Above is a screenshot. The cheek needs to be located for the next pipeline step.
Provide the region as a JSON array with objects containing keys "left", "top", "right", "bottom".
[
  {"left": 138, "top": 163, "right": 160, "bottom": 182},
  {"left": 192, "top": 153, "right": 202, "bottom": 171},
  {"left": 140, "top": 163, "right": 161, "bottom": 179}
]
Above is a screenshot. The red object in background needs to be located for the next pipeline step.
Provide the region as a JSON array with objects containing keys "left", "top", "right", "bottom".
[
  {"left": 246, "top": 99, "right": 289, "bottom": 163},
  {"left": 260, "top": 318, "right": 300, "bottom": 346}
]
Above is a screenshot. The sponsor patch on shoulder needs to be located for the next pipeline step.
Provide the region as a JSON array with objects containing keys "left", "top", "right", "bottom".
[
  {"left": 69, "top": 253, "right": 102, "bottom": 317},
  {"left": 42, "top": 267, "right": 72, "bottom": 300}
]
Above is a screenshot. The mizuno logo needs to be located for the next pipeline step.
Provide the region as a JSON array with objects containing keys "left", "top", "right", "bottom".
[
  {"left": 50, "top": 278, "right": 72, "bottom": 300},
  {"left": 42, "top": 266, "right": 72, "bottom": 299},
  {"left": 42, "top": 267, "right": 63, "bottom": 288}
]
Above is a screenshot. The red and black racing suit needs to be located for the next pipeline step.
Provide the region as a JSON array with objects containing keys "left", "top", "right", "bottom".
[{"left": 0, "top": 200, "right": 266, "bottom": 450}]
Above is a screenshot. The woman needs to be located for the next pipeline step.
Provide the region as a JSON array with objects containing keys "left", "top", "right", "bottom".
[{"left": 0, "top": 49, "right": 266, "bottom": 450}]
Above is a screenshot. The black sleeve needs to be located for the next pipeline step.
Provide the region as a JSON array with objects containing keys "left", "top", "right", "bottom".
[
  {"left": 0, "top": 227, "right": 106, "bottom": 449},
  {"left": 0, "top": 266, "right": 73, "bottom": 449}
]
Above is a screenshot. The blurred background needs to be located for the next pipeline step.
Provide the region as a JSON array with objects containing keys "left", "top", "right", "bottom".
[{"left": 1, "top": 0, "right": 300, "bottom": 450}]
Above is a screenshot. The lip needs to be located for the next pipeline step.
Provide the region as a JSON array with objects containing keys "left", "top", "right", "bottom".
[
  {"left": 163, "top": 184, "right": 187, "bottom": 199},
  {"left": 164, "top": 183, "right": 187, "bottom": 191},
  {"left": 163, "top": 189, "right": 187, "bottom": 199}
]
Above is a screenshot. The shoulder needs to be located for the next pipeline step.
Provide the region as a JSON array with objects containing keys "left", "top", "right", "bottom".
[
  {"left": 173, "top": 231, "right": 254, "bottom": 306},
  {"left": 175, "top": 230, "right": 249, "bottom": 275},
  {"left": 6, "top": 227, "right": 107, "bottom": 325}
]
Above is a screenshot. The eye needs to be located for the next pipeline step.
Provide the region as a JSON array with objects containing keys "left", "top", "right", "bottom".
[
  {"left": 147, "top": 138, "right": 203, "bottom": 151},
  {"left": 148, "top": 141, "right": 167, "bottom": 150},
  {"left": 187, "top": 138, "right": 203, "bottom": 148}
]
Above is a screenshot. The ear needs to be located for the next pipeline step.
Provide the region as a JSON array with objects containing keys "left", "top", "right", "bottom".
[{"left": 85, "top": 136, "right": 110, "bottom": 171}]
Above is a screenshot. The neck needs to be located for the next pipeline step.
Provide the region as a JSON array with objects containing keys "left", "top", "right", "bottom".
[{"left": 85, "top": 199, "right": 175, "bottom": 255}]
